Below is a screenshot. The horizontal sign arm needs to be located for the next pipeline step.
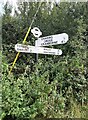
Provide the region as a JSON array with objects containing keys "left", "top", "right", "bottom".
[
  {"left": 15, "top": 44, "right": 62, "bottom": 56},
  {"left": 35, "top": 33, "right": 69, "bottom": 46}
]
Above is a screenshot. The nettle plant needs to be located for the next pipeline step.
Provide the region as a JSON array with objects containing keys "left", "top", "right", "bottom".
[{"left": 2, "top": 58, "right": 66, "bottom": 119}]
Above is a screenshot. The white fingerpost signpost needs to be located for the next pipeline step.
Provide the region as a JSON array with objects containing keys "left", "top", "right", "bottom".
[
  {"left": 31, "top": 27, "right": 42, "bottom": 38},
  {"left": 35, "top": 33, "right": 68, "bottom": 47},
  {"left": 15, "top": 27, "right": 69, "bottom": 62},
  {"left": 15, "top": 44, "right": 62, "bottom": 56}
]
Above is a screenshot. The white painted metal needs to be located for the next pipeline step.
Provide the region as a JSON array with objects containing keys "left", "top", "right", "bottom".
[
  {"left": 35, "top": 33, "right": 68, "bottom": 46},
  {"left": 31, "top": 27, "right": 42, "bottom": 38},
  {"left": 15, "top": 44, "right": 62, "bottom": 55}
]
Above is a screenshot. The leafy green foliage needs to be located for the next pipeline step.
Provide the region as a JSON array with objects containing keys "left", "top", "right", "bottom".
[{"left": 2, "top": 2, "right": 88, "bottom": 119}]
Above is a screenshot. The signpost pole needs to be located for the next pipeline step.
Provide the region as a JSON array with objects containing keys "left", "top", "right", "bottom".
[
  {"left": 36, "top": 53, "right": 38, "bottom": 63},
  {"left": 35, "top": 43, "right": 38, "bottom": 79},
  {"left": 35, "top": 43, "right": 38, "bottom": 63}
]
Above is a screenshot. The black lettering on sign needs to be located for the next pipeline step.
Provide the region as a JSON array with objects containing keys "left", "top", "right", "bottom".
[
  {"left": 17, "top": 48, "right": 24, "bottom": 51},
  {"left": 41, "top": 40, "right": 58, "bottom": 46},
  {"left": 41, "top": 36, "right": 53, "bottom": 42},
  {"left": 17, "top": 46, "right": 29, "bottom": 51},
  {"left": 44, "top": 51, "right": 55, "bottom": 54}
]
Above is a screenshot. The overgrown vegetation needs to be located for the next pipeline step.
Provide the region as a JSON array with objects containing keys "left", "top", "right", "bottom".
[{"left": 1, "top": 1, "right": 88, "bottom": 120}]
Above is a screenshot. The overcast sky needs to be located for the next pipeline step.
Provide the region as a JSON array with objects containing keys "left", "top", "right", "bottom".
[
  {"left": 0, "top": 0, "right": 60, "bottom": 15},
  {"left": 0, "top": 0, "right": 87, "bottom": 15}
]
